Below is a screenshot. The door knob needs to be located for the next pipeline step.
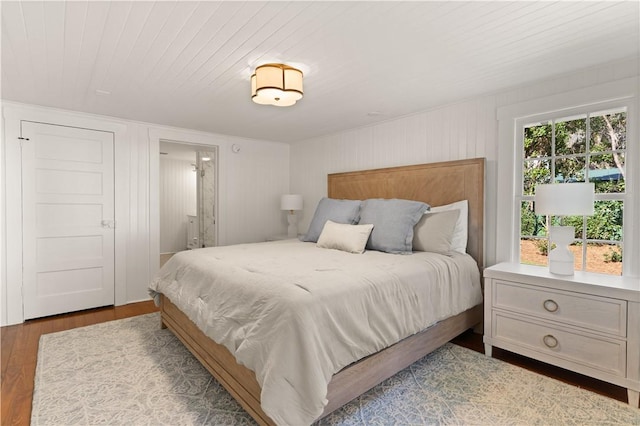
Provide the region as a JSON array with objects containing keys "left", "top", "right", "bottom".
[{"left": 101, "top": 220, "right": 116, "bottom": 229}]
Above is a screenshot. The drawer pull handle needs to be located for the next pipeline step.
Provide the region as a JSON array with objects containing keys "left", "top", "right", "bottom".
[
  {"left": 543, "top": 299, "right": 559, "bottom": 313},
  {"left": 543, "top": 334, "right": 559, "bottom": 349}
]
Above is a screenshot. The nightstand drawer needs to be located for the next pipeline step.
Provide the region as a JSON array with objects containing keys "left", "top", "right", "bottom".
[
  {"left": 493, "top": 280, "right": 627, "bottom": 337},
  {"left": 493, "top": 312, "right": 627, "bottom": 377}
]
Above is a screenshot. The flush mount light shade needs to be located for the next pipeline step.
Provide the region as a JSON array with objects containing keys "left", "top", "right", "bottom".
[{"left": 251, "top": 63, "right": 303, "bottom": 107}]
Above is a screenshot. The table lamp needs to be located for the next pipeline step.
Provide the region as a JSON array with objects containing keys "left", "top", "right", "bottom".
[
  {"left": 281, "top": 194, "right": 303, "bottom": 238},
  {"left": 534, "top": 183, "right": 594, "bottom": 275}
]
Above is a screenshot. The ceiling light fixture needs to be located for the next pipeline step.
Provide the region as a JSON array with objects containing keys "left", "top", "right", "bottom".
[{"left": 251, "top": 63, "right": 303, "bottom": 107}]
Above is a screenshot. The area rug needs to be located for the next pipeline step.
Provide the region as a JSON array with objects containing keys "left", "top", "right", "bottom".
[{"left": 32, "top": 313, "right": 640, "bottom": 425}]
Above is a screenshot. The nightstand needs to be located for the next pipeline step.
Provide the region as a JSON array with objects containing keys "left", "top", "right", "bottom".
[{"left": 483, "top": 262, "right": 640, "bottom": 407}]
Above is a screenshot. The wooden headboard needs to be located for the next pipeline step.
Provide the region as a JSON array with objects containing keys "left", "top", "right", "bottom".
[{"left": 328, "top": 158, "right": 485, "bottom": 268}]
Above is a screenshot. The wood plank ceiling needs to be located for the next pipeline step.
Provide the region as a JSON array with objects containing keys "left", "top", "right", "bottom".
[{"left": 2, "top": 1, "right": 639, "bottom": 143}]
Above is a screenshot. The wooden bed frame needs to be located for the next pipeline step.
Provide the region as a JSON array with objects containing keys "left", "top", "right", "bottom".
[{"left": 160, "top": 157, "right": 485, "bottom": 425}]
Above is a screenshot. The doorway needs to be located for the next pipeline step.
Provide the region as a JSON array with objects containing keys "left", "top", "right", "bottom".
[{"left": 158, "top": 141, "right": 218, "bottom": 266}]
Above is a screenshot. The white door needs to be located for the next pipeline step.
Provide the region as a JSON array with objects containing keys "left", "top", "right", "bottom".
[{"left": 21, "top": 121, "right": 115, "bottom": 319}]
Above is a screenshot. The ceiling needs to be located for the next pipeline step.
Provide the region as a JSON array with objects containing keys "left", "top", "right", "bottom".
[{"left": 2, "top": 1, "right": 639, "bottom": 143}]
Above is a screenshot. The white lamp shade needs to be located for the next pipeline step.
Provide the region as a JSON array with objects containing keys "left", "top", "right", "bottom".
[
  {"left": 534, "top": 183, "right": 595, "bottom": 216},
  {"left": 281, "top": 194, "right": 303, "bottom": 211}
]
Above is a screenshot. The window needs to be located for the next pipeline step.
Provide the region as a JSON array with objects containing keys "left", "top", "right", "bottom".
[{"left": 518, "top": 107, "right": 627, "bottom": 275}]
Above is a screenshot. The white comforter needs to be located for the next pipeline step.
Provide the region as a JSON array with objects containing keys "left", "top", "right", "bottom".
[{"left": 149, "top": 239, "right": 483, "bottom": 425}]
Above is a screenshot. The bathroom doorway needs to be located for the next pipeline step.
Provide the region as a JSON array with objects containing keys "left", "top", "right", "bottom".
[{"left": 159, "top": 141, "right": 218, "bottom": 267}]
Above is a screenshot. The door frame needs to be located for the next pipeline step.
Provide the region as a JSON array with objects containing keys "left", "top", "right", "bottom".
[
  {"left": 158, "top": 141, "right": 219, "bottom": 253},
  {"left": 148, "top": 128, "right": 219, "bottom": 278},
  {"left": 2, "top": 104, "right": 128, "bottom": 326}
]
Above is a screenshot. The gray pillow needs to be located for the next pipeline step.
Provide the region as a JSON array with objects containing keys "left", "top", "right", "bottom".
[
  {"left": 359, "top": 198, "right": 430, "bottom": 254},
  {"left": 302, "top": 197, "right": 361, "bottom": 242}
]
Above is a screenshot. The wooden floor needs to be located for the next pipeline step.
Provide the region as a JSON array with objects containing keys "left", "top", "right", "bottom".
[{"left": 1, "top": 302, "right": 628, "bottom": 426}]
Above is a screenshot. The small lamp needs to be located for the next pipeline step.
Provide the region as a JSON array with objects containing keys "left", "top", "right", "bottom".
[
  {"left": 281, "top": 194, "right": 303, "bottom": 238},
  {"left": 534, "top": 183, "right": 595, "bottom": 275}
]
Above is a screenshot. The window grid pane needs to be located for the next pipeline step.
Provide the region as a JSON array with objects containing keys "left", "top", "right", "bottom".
[
  {"left": 589, "top": 153, "right": 625, "bottom": 194},
  {"left": 555, "top": 115, "right": 587, "bottom": 156},
  {"left": 519, "top": 107, "right": 626, "bottom": 275}
]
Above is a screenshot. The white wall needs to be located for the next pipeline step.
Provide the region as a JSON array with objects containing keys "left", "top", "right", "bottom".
[
  {"left": 290, "top": 96, "right": 498, "bottom": 264},
  {"left": 290, "top": 57, "right": 639, "bottom": 268},
  {"left": 3, "top": 58, "right": 637, "bottom": 325},
  {"left": 159, "top": 157, "right": 197, "bottom": 253},
  {"left": 1, "top": 102, "right": 290, "bottom": 325}
]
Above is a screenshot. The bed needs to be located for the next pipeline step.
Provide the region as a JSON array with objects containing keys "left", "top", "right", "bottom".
[{"left": 151, "top": 158, "right": 485, "bottom": 425}]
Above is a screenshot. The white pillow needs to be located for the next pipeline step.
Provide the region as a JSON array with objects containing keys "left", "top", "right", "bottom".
[
  {"left": 316, "top": 220, "right": 374, "bottom": 254},
  {"left": 429, "top": 200, "right": 468, "bottom": 253},
  {"left": 413, "top": 209, "right": 460, "bottom": 254}
]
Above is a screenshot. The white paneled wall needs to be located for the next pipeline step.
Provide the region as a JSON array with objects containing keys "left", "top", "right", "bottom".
[
  {"left": 291, "top": 57, "right": 639, "bottom": 267},
  {"left": 290, "top": 95, "right": 498, "bottom": 253},
  {"left": 1, "top": 102, "right": 290, "bottom": 325},
  {"left": 222, "top": 140, "right": 291, "bottom": 244},
  {"left": 159, "top": 158, "right": 197, "bottom": 253},
  {"left": 3, "top": 58, "right": 636, "bottom": 325},
  {"left": 126, "top": 124, "right": 152, "bottom": 305}
]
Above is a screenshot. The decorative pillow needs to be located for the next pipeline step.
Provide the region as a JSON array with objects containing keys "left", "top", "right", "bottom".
[
  {"left": 316, "top": 220, "right": 374, "bottom": 254},
  {"left": 429, "top": 200, "right": 468, "bottom": 253},
  {"left": 413, "top": 210, "right": 460, "bottom": 254},
  {"left": 359, "top": 198, "right": 430, "bottom": 254},
  {"left": 302, "top": 198, "right": 361, "bottom": 243}
]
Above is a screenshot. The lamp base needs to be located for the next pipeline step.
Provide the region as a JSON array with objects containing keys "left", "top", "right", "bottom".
[
  {"left": 287, "top": 212, "right": 298, "bottom": 238},
  {"left": 548, "top": 226, "right": 575, "bottom": 276},
  {"left": 549, "top": 256, "right": 574, "bottom": 275}
]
